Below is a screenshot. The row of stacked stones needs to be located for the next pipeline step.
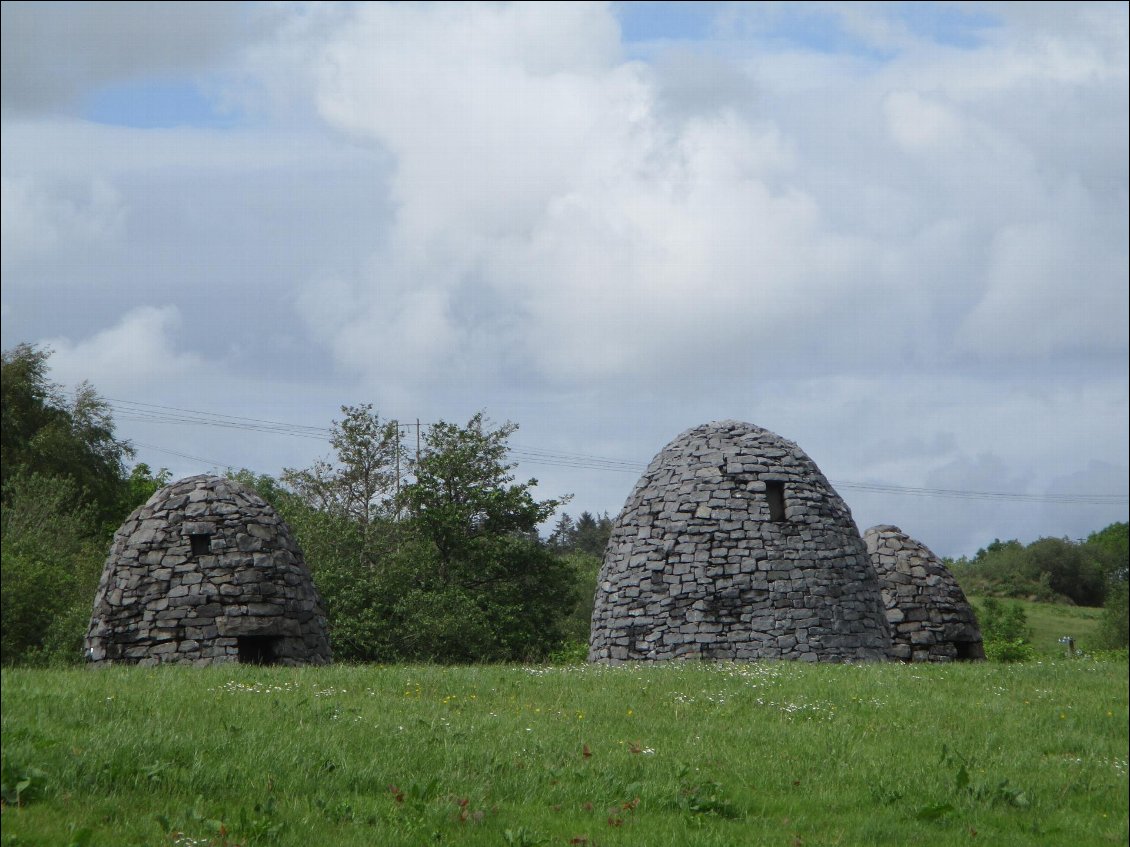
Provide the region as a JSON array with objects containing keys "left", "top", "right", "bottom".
[
  {"left": 589, "top": 421, "right": 894, "bottom": 663},
  {"left": 864, "top": 524, "right": 985, "bottom": 661},
  {"left": 84, "top": 474, "right": 331, "bottom": 667}
]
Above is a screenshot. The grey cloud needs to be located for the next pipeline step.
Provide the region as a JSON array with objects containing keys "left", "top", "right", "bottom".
[
  {"left": 1037, "top": 462, "right": 1130, "bottom": 543},
  {"left": 857, "top": 453, "right": 1037, "bottom": 559},
  {"left": 1, "top": 118, "right": 393, "bottom": 385},
  {"left": 650, "top": 47, "right": 760, "bottom": 121},
  {"left": 2, "top": 3, "right": 1124, "bottom": 559},
  {"left": 1, "top": 1, "right": 268, "bottom": 112}
]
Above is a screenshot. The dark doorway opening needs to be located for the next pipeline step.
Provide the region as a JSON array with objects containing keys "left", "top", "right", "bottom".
[
  {"left": 238, "top": 636, "right": 279, "bottom": 665},
  {"left": 765, "top": 481, "right": 786, "bottom": 523},
  {"left": 189, "top": 533, "right": 212, "bottom": 556},
  {"left": 955, "top": 640, "right": 985, "bottom": 661}
]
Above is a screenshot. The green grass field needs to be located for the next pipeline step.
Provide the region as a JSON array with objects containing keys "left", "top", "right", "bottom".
[
  {"left": 1002, "top": 598, "right": 1105, "bottom": 657},
  {"left": 2, "top": 655, "right": 1127, "bottom": 847},
  {"left": 965, "top": 594, "right": 1108, "bottom": 662}
]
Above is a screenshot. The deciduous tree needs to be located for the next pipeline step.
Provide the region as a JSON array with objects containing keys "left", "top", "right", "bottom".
[
  {"left": 281, "top": 404, "right": 399, "bottom": 548},
  {"left": 396, "top": 413, "right": 577, "bottom": 660},
  {"left": 1, "top": 344, "right": 135, "bottom": 526}
]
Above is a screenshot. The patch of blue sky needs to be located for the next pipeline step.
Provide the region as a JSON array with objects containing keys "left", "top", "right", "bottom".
[
  {"left": 614, "top": 2, "right": 894, "bottom": 60},
  {"left": 615, "top": 2, "right": 998, "bottom": 59},
  {"left": 895, "top": 1, "right": 999, "bottom": 49},
  {"left": 756, "top": 5, "right": 895, "bottom": 59},
  {"left": 615, "top": 1, "right": 724, "bottom": 44},
  {"left": 81, "top": 77, "right": 239, "bottom": 130}
]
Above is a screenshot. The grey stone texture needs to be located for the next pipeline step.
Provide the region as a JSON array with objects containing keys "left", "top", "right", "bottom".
[
  {"left": 864, "top": 524, "right": 985, "bottom": 662},
  {"left": 589, "top": 421, "right": 892, "bottom": 663},
  {"left": 84, "top": 474, "right": 331, "bottom": 667}
]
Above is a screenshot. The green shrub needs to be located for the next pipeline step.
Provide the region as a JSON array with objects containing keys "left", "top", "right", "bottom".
[
  {"left": 1098, "top": 578, "right": 1128, "bottom": 649},
  {"left": 546, "top": 639, "right": 589, "bottom": 665},
  {"left": 977, "top": 597, "right": 1034, "bottom": 663},
  {"left": 982, "top": 638, "right": 1035, "bottom": 663},
  {"left": 0, "top": 474, "right": 104, "bottom": 665}
]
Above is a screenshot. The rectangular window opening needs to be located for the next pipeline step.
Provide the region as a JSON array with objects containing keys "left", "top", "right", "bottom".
[
  {"left": 765, "top": 481, "right": 787, "bottom": 523},
  {"left": 189, "top": 533, "right": 212, "bottom": 556},
  {"left": 237, "top": 636, "right": 279, "bottom": 666}
]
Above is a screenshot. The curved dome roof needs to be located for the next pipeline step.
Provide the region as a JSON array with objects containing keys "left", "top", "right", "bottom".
[
  {"left": 589, "top": 421, "right": 890, "bottom": 663},
  {"left": 85, "top": 474, "right": 331, "bottom": 666},
  {"left": 864, "top": 524, "right": 984, "bottom": 662}
]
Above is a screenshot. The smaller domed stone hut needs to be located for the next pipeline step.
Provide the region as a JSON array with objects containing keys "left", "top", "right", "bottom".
[
  {"left": 590, "top": 421, "right": 891, "bottom": 663},
  {"left": 85, "top": 474, "right": 331, "bottom": 667},
  {"left": 864, "top": 525, "right": 984, "bottom": 662}
]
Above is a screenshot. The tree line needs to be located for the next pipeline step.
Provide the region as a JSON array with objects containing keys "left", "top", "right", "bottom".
[
  {"left": 947, "top": 524, "right": 1128, "bottom": 649},
  {"left": 2, "top": 344, "right": 169, "bottom": 664},
  {"left": 1, "top": 344, "right": 610, "bottom": 665},
  {"left": 2, "top": 342, "right": 1125, "bottom": 665},
  {"left": 230, "top": 404, "right": 612, "bottom": 663}
]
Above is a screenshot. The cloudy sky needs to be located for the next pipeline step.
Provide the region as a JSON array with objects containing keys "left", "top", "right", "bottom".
[{"left": 3, "top": 1, "right": 1127, "bottom": 557}]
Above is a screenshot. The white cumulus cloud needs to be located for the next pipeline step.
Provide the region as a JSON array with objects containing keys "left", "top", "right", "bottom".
[{"left": 44, "top": 306, "right": 204, "bottom": 394}]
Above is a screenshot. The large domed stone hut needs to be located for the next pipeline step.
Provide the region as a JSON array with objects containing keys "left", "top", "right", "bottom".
[
  {"left": 84, "top": 474, "right": 331, "bottom": 667},
  {"left": 864, "top": 525, "right": 984, "bottom": 662},
  {"left": 589, "top": 421, "right": 891, "bottom": 663}
]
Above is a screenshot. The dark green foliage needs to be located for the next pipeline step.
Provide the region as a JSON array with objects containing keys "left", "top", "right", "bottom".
[
  {"left": 396, "top": 413, "right": 578, "bottom": 661},
  {"left": 1024, "top": 537, "right": 1104, "bottom": 606},
  {"left": 0, "top": 347, "right": 174, "bottom": 668},
  {"left": 1, "top": 344, "right": 59, "bottom": 478},
  {"left": 253, "top": 409, "right": 580, "bottom": 663},
  {"left": 0, "top": 474, "right": 104, "bottom": 665},
  {"left": 1090, "top": 523, "right": 1129, "bottom": 647},
  {"left": 0, "top": 345, "right": 170, "bottom": 666},
  {"left": 402, "top": 416, "right": 556, "bottom": 561},
  {"left": 951, "top": 524, "right": 1127, "bottom": 608},
  {"left": 976, "top": 597, "right": 1035, "bottom": 662},
  {"left": 119, "top": 462, "right": 171, "bottom": 516},
  {"left": 1084, "top": 524, "right": 1130, "bottom": 650},
  {"left": 977, "top": 597, "right": 1029, "bottom": 640},
  {"left": 547, "top": 512, "right": 575, "bottom": 552},
  {"left": 575, "top": 511, "right": 614, "bottom": 556},
  {"left": 1, "top": 344, "right": 136, "bottom": 527},
  {"left": 1, "top": 758, "right": 47, "bottom": 808},
  {"left": 951, "top": 539, "right": 1054, "bottom": 601},
  {"left": 549, "top": 510, "right": 613, "bottom": 557},
  {"left": 557, "top": 551, "right": 601, "bottom": 645},
  {"left": 271, "top": 406, "right": 418, "bottom": 658},
  {"left": 1098, "top": 579, "right": 1128, "bottom": 648},
  {"left": 951, "top": 525, "right": 1127, "bottom": 651},
  {"left": 546, "top": 511, "right": 611, "bottom": 657},
  {"left": 1086, "top": 522, "right": 1129, "bottom": 578}
]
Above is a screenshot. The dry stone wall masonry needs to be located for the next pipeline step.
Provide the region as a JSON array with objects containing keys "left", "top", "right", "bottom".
[
  {"left": 84, "top": 475, "right": 331, "bottom": 667},
  {"left": 589, "top": 421, "right": 892, "bottom": 663},
  {"left": 864, "top": 524, "right": 985, "bottom": 662}
]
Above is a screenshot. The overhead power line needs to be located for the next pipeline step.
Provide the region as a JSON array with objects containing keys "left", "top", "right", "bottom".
[
  {"left": 129, "top": 441, "right": 236, "bottom": 470},
  {"left": 831, "top": 480, "right": 1124, "bottom": 505},
  {"left": 508, "top": 444, "right": 644, "bottom": 473},
  {"left": 108, "top": 398, "right": 330, "bottom": 440},
  {"left": 107, "top": 398, "right": 1128, "bottom": 505}
]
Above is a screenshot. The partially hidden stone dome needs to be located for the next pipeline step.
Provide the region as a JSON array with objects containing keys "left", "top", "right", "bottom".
[
  {"left": 85, "top": 474, "right": 331, "bottom": 666},
  {"left": 864, "top": 524, "right": 985, "bottom": 662},
  {"left": 589, "top": 421, "right": 891, "bottom": 663}
]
